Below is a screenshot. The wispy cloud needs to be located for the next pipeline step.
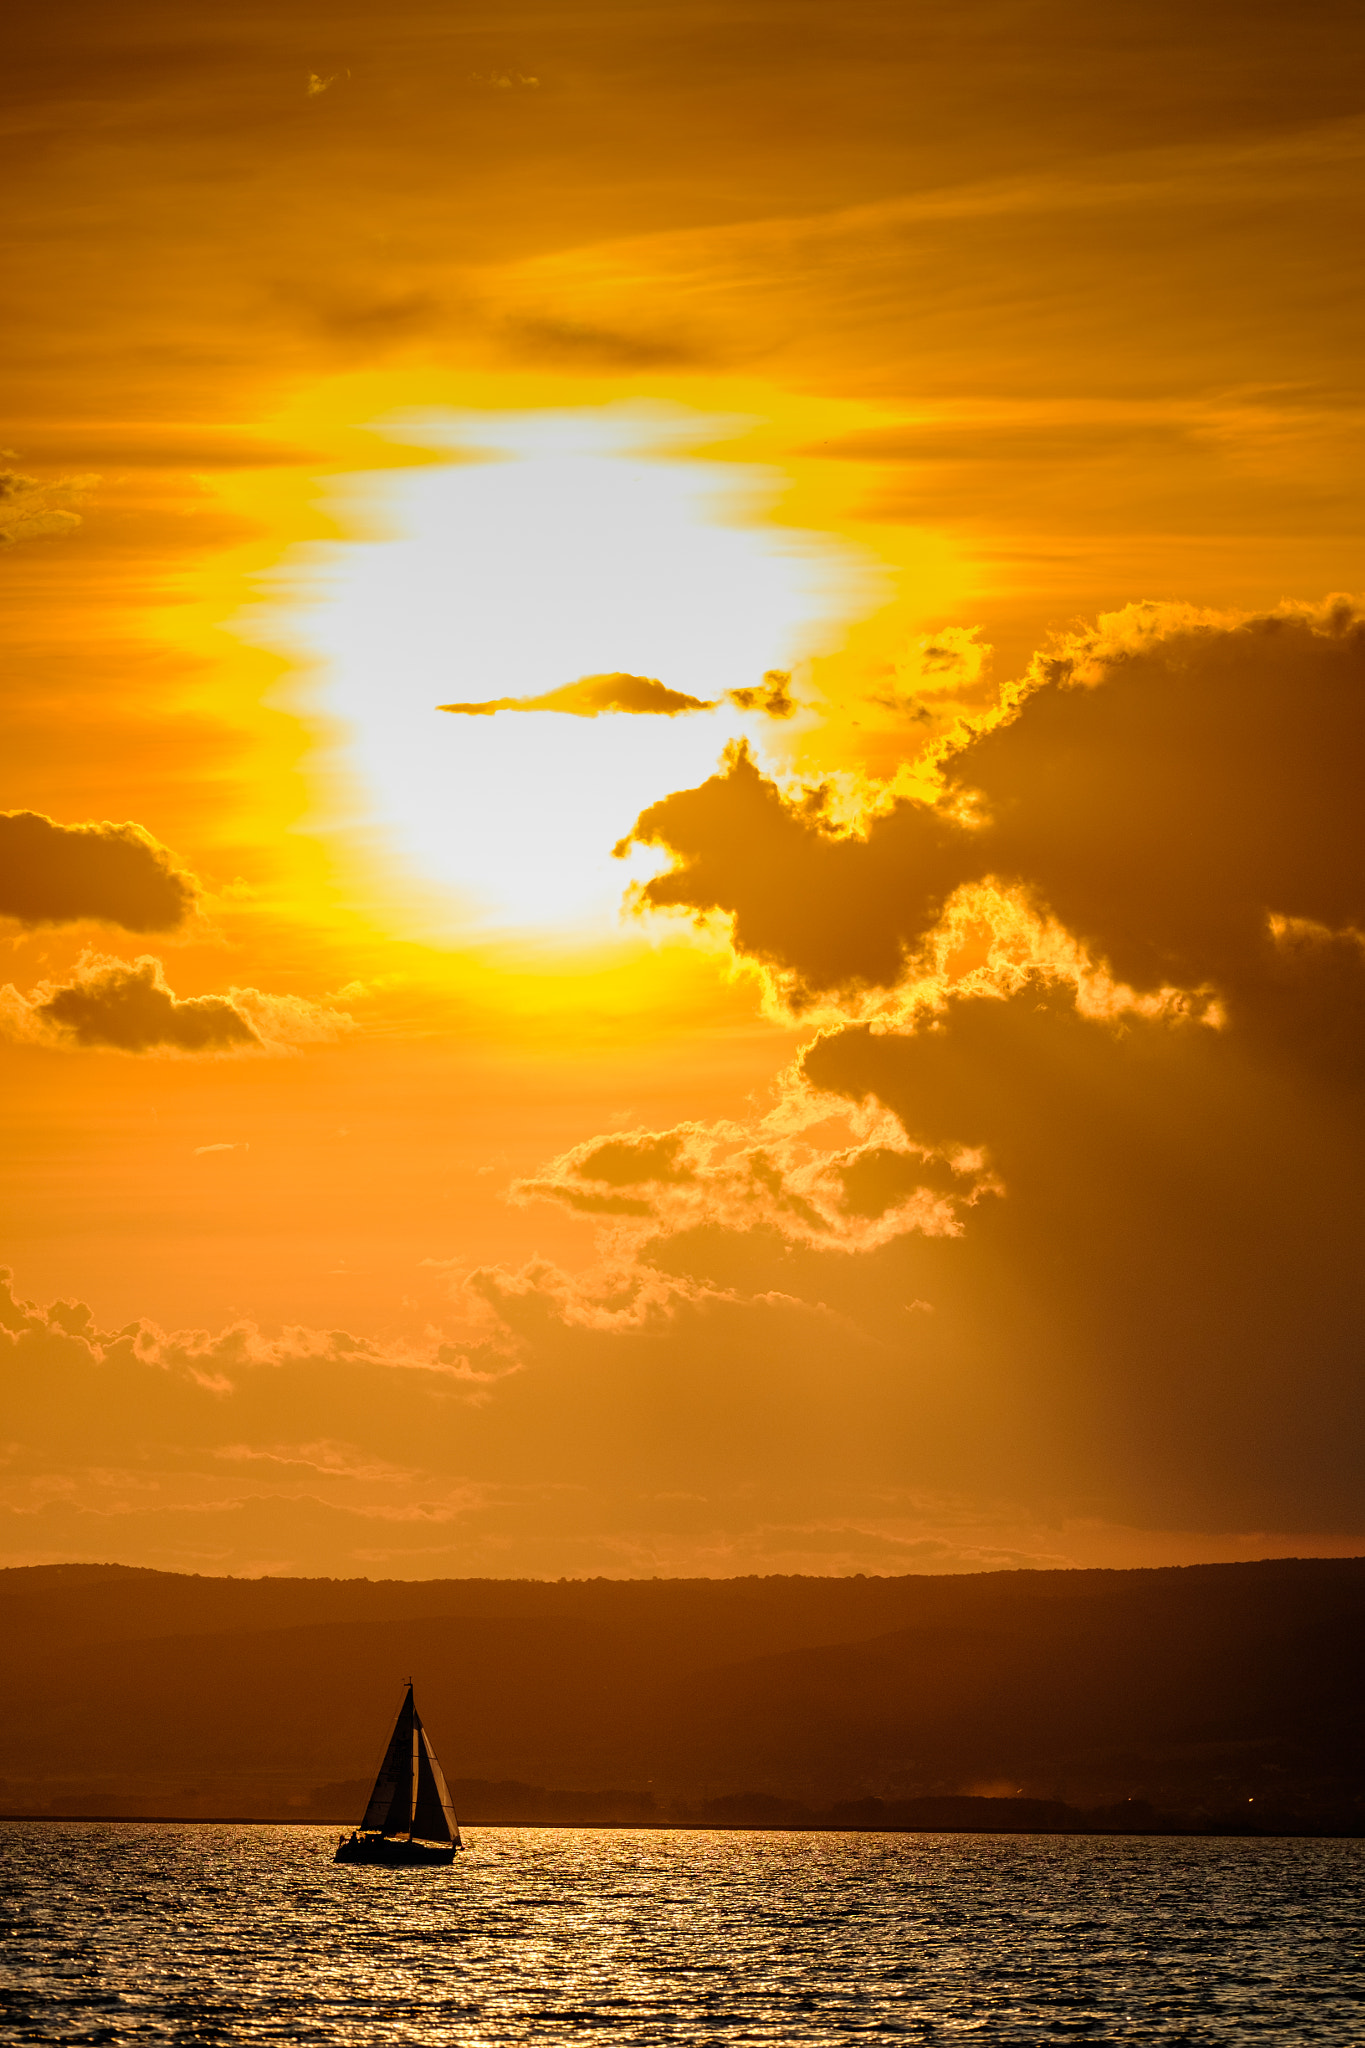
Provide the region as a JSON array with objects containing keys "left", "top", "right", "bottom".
[
  {"left": 0, "top": 460, "right": 97, "bottom": 546},
  {"left": 439, "top": 669, "right": 796, "bottom": 720},
  {"left": 439, "top": 672, "right": 714, "bottom": 719}
]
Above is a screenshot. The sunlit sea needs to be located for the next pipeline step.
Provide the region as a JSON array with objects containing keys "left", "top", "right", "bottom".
[{"left": 1, "top": 1823, "right": 1360, "bottom": 2044}]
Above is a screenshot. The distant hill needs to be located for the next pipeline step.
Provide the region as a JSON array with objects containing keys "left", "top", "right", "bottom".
[{"left": 2, "top": 1559, "right": 1361, "bottom": 1830}]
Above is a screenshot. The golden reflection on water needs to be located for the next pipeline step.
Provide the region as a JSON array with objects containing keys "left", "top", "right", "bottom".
[{"left": 1, "top": 1823, "right": 1360, "bottom": 2044}]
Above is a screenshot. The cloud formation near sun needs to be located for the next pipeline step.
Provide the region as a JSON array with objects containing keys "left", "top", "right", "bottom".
[
  {"left": 438, "top": 669, "right": 796, "bottom": 720},
  {"left": 620, "top": 600, "right": 1365, "bottom": 1051},
  {"left": 466, "top": 597, "right": 1365, "bottom": 1563},
  {"left": 0, "top": 813, "right": 196, "bottom": 932},
  {"left": 0, "top": 955, "right": 356, "bottom": 1056},
  {"left": 439, "top": 672, "right": 714, "bottom": 718}
]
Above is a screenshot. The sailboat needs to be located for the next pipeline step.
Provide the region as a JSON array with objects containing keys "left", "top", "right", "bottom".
[{"left": 335, "top": 1681, "right": 464, "bottom": 1866}]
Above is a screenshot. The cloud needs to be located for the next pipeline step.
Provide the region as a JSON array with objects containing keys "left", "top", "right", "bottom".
[
  {"left": 955, "top": 601, "right": 1365, "bottom": 1076},
  {"left": 725, "top": 670, "right": 796, "bottom": 719},
  {"left": 0, "top": 462, "right": 97, "bottom": 545},
  {"left": 0, "top": 1267, "right": 512, "bottom": 1393},
  {"left": 617, "top": 738, "right": 965, "bottom": 1006},
  {"left": 439, "top": 671, "right": 800, "bottom": 721},
  {"left": 522, "top": 1184, "right": 656, "bottom": 1218},
  {"left": 615, "top": 600, "right": 1365, "bottom": 1072},
  {"left": 485, "top": 119, "right": 1365, "bottom": 422},
  {"left": 492, "top": 962, "right": 1365, "bottom": 1539},
  {"left": 227, "top": 987, "right": 359, "bottom": 1047},
  {"left": 456, "top": 595, "right": 1365, "bottom": 1552},
  {"left": 31, "top": 958, "right": 260, "bottom": 1054},
  {"left": 1, "top": 956, "right": 357, "bottom": 1056},
  {"left": 496, "top": 315, "right": 703, "bottom": 370},
  {"left": 275, "top": 281, "right": 443, "bottom": 349},
  {"left": 836, "top": 1144, "right": 964, "bottom": 1219},
  {"left": 796, "top": 966, "right": 1365, "bottom": 1514},
  {"left": 0, "top": 812, "right": 197, "bottom": 932},
  {"left": 439, "top": 672, "right": 716, "bottom": 718},
  {"left": 574, "top": 1131, "right": 696, "bottom": 1186},
  {"left": 462, "top": 1253, "right": 732, "bottom": 1338},
  {"left": 0, "top": 1265, "right": 515, "bottom": 1472},
  {"left": 4, "top": 1154, "right": 1361, "bottom": 1573},
  {"left": 514, "top": 1102, "right": 993, "bottom": 1257},
  {"left": 213, "top": 1439, "right": 412, "bottom": 1483}
]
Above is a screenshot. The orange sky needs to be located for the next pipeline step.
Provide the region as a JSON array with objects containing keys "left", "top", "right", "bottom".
[{"left": 3, "top": 0, "right": 1363, "bottom": 1577}]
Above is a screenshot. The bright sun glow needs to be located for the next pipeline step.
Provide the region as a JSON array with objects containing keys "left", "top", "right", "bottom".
[{"left": 270, "top": 407, "right": 875, "bottom": 934}]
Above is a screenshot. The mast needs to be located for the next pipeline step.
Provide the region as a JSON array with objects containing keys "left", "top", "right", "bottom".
[{"left": 410, "top": 1694, "right": 421, "bottom": 1837}]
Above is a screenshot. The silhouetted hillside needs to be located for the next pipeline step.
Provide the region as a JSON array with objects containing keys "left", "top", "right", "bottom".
[{"left": 2, "top": 1559, "right": 1360, "bottom": 1829}]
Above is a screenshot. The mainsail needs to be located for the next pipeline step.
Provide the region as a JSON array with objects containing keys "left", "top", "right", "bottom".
[{"left": 358, "top": 1683, "right": 462, "bottom": 1846}]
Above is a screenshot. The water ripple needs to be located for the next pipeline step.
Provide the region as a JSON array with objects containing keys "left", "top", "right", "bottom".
[{"left": 0, "top": 1823, "right": 1360, "bottom": 2044}]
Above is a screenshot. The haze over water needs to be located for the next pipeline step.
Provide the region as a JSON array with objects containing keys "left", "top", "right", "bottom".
[{"left": 2, "top": 1824, "right": 1359, "bottom": 2044}]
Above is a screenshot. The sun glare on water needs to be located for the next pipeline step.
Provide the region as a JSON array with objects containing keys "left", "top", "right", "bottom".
[{"left": 273, "top": 408, "right": 871, "bottom": 936}]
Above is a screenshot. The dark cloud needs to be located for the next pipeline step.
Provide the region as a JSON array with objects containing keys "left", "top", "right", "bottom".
[
  {"left": 3, "top": 959, "right": 356, "bottom": 1055},
  {"left": 480, "top": 968, "right": 1364, "bottom": 1533},
  {"left": 440, "top": 673, "right": 716, "bottom": 719},
  {"left": 964, "top": 604, "right": 1365, "bottom": 1072},
  {"left": 492, "top": 598, "right": 1365, "bottom": 1542},
  {"left": 618, "top": 603, "right": 1365, "bottom": 1069},
  {"left": 990, "top": 609, "right": 1365, "bottom": 959},
  {"left": 837, "top": 1145, "right": 963, "bottom": 1219},
  {"left": 0, "top": 811, "right": 196, "bottom": 932},
  {"left": 796, "top": 973, "right": 1365, "bottom": 1527},
  {"left": 34, "top": 957, "right": 259, "bottom": 1055},
  {"left": 617, "top": 739, "right": 965, "bottom": 1004},
  {"left": 575, "top": 1132, "right": 696, "bottom": 1187},
  {"left": 726, "top": 670, "right": 796, "bottom": 719}
]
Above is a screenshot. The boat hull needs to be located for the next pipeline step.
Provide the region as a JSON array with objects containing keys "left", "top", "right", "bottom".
[{"left": 335, "top": 1834, "right": 457, "bottom": 1867}]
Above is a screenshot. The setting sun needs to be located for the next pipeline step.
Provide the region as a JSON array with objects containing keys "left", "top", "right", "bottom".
[{"left": 260, "top": 406, "right": 872, "bottom": 932}]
